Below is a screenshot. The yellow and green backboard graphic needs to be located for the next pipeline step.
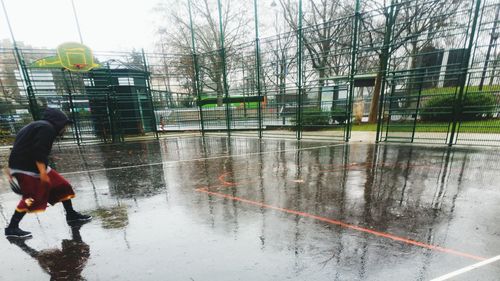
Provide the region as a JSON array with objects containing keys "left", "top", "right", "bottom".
[{"left": 31, "top": 42, "right": 100, "bottom": 72}]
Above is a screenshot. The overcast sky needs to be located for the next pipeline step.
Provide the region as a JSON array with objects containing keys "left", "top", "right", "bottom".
[
  {"left": 0, "top": 0, "right": 162, "bottom": 52},
  {"left": 1, "top": 0, "right": 285, "bottom": 53}
]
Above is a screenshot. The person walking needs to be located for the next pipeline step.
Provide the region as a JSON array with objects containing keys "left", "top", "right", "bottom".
[{"left": 5, "top": 108, "right": 92, "bottom": 238}]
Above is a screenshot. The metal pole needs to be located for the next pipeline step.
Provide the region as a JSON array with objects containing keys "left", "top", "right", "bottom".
[
  {"left": 17, "top": 50, "right": 39, "bottom": 120},
  {"left": 63, "top": 70, "right": 81, "bottom": 145},
  {"left": 411, "top": 72, "right": 424, "bottom": 143},
  {"left": 188, "top": 0, "right": 206, "bottom": 136},
  {"left": 70, "top": 0, "right": 84, "bottom": 44},
  {"left": 254, "top": 0, "right": 263, "bottom": 139},
  {"left": 449, "top": 0, "right": 482, "bottom": 146},
  {"left": 217, "top": 0, "right": 231, "bottom": 137},
  {"left": 296, "top": 0, "right": 303, "bottom": 140},
  {"left": 386, "top": 72, "right": 396, "bottom": 141},
  {"left": 479, "top": 3, "right": 499, "bottom": 90},
  {"left": 68, "top": 71, "right": 85, "bottom": 144},
  {"left": 141, "top": 49, "right": 159, "bottom": 140},
  {"left": 346, "top": 0, "right": 361, "bottom": 142},
  {"left": 1, "top": 0, "right": 39, "bottom": 120},
  {"left": 105, "top": 62, "right": 119, "bottom": 142},
  {"left": 375, "top": 0, "right": 396, "bottom": 143},
  {"left": 242, "top": 55, "right": 247, "bottom": 118}
]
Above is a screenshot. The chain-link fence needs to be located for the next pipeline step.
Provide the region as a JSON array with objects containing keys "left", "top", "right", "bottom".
[
  {"left": 379, "top": 0, "right": 500, "bottom": 146},
  {"left": 0, "top": 0, "right": 498, "bottom": 146}
]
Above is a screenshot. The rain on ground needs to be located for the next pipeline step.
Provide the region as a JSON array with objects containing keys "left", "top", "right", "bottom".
[{"left": 0, "top": 136, "right": 499, "bottom": 281}]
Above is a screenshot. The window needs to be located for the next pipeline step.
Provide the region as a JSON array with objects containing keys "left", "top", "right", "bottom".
[
  {"left": 118, "top": 77, "right": 134, "bottom": 86},
  {"left": 83, "top": 78, "right": 94, "bottom": 87}
]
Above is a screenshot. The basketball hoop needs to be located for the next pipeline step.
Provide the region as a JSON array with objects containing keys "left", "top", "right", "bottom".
[
  {"left": 73, "top": 63, "right": 88, "bottom": 69},
  {"left": 30, "top": 42, "right": 100, "bottom": 72}
]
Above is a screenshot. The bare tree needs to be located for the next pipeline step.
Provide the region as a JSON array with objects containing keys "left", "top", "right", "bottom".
[
  {"left": 155, "top": 31, "right": 196, "bottom": 99},
  {"left": 0, "top": 41, "right": 38, "bottom": 102},
  {"left": 261, "top": 25, "right": 296, "bottom": 109},
  {"left": 280, "top": 0, "right": 353, "bottom": 105},
  {"left": 489, "top": 53, "right": 500, "bottom": 86},
  {"left": 0, "top": 48, "right": 21, "bottom": 104},
  {"left": 361, "top": 0, "right": 464, "bottom": 123},
  {"left": 155, "top": 0, "right": 251, "bottom": 106}
]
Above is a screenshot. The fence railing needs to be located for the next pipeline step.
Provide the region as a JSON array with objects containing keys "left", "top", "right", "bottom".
[{"left": 0, "top": 0, "right": 499, "bottom": 146}]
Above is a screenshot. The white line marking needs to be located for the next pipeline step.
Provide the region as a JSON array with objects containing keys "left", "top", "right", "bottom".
[
  {"left": 60, "top": 143, "right": 345, "bottom": 176},
  {"left": 430, "top": 255, "right": 500, "bottom": 281}
]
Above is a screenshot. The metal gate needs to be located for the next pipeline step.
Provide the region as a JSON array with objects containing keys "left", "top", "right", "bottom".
[{"left": 378, "top": 0, "right": 500, "bottom": 146}]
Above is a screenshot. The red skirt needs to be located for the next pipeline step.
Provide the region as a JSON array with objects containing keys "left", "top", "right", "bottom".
[{"left": 14, "top": 170, "right": 75, "bottom": 213}]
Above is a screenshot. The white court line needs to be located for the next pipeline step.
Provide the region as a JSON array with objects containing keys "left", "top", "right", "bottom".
[
  {"left": 430, "top": 255, "right": 500, "bottom": 281},
  {"left": 60, "top": 143, "right": 345, "bottom": 176}
]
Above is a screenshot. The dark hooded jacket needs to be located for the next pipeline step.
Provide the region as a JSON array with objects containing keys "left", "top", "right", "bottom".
[{"left": 9, "top": 108, "right": 72, "bottom": 173}]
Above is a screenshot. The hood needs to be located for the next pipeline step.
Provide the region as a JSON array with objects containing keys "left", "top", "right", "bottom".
[{"left": 41, "top": 108, "right": 73, "bottom": 132}]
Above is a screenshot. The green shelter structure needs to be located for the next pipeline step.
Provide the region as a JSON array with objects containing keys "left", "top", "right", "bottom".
[{"left": 85, "top": 64, "right": 155, "bottom": 141}]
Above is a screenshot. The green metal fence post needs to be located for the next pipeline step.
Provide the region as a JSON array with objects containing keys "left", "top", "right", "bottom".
[
  {"left": 375, "top": 0, "right": 396, "bottom": 143},
  {"left": 63, "top": 70, "right": 81, "bottom": 145},
  {"left": 17, "top": 50, "right": 39, "bottom": 120},
  {"left": 254, "top": 0, "right": 263, "bottom": 139},
  {"left": 105, "top": 62, "right": 119, "bottom": 143},
  {"left": 188, "top": 0, "right": 206, "bottom": 136},
  {"left": 385, "top": 72, "right": 396, "bottom": 141},
  {"left": 217, "top": 0, "right": 231, "bottom": 137},
  {"left": 242, "top": 55, "right": 248, "bottom": 118},
  {"left": 346, "top": 0, "right": 361, "bottom": 142},
  {"left": 411, "top": 71, "right": 424, "bottom": 143},
  {"left": 296, "top": 0, "right": 303, "bottom": 140},
  {"left": 141, "top": 49, "right": 159, "bottom": 140},
  {"left": 448, "top": 0, "right": 482, "bottom": 146},
  {"left": 479, "top": 3, "right": 499, "bottom": 91},
  {"left": 103, "top": 90, "right": 111, "bottom": 143}
]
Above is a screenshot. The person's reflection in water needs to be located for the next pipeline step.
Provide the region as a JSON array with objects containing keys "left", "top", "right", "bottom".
[{"left": 8, "top": 224, "right": 90, "bottom": 281}]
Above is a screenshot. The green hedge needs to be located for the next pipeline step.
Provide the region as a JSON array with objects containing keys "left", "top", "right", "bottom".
[
  {"left": 292, "top": 109, "right": 347, "bottom": 127},
  {"left": 420, "top": 93, "right": 497, "bottom": 121},
  {"left": 420, "top": 85, "right": 500, "bottom": 96}
]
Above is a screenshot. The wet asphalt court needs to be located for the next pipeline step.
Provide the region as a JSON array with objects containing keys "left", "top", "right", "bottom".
[{"left": 0, "top": 136, "right": 499, "bottom": 281}]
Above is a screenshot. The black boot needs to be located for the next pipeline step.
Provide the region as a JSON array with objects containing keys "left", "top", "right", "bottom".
[
  {"left": 63, "top": 200, "right": 92, "bottom": 225},
  {"left": 5, "top": 211, "right": 32, "bottom": 238}
]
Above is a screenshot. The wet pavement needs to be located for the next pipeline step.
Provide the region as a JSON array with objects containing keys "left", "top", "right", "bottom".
[{"left": 0, "top": 137, "right": 499, "bottom": 281}]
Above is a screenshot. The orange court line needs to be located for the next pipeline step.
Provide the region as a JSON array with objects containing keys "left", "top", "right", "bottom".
[
  {"left": 218, "top": 172, "right": 257, "bottom": 187},
  {"left": 218, "top": 172, "right": 238, "bottom": 186},
  {"left": 195, "top": 187, "right": 486, "bottom": 262}
]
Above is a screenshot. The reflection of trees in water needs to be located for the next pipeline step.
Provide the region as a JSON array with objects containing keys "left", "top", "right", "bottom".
[
  {"left": 37, "top": 137, "right": 500, "bottom": 278},
  {"left": 49, "top": 137, "right": 496, "bottom": 279},
  {"left": 168, "top": 139, "right": 496, "bottom": 278},
  {"left": 23, "top": 137, "right": 500, "bottom": 279},
  {"left": 363, "top": 146, "right": 466, "bottom": 227},
  {"left": 101, "top": 142, "right": 167, "bottom": 198},
  {"left": 8, "top": 225, "right": 89, "bottom": 281},
  {"left": 53, "top": 140, "right": 171, "bottom": 199}
]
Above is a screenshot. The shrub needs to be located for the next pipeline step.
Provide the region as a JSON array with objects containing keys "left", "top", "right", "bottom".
[
  {"left": 291, "top": 109, "right": 328, "bottom": 126},
  {"left": 292, "top": 109, "right": 347, "bottom": 127},
  {"left": 420, "top": 93, "right": 496, "bottom": 122}
]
